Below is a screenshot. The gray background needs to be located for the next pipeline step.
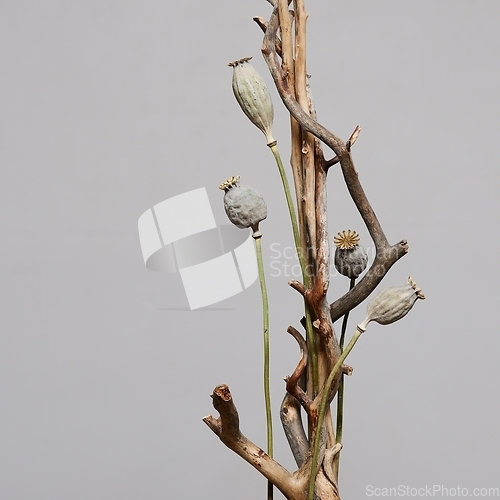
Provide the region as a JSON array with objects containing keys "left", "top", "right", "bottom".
[{"left": 1, "top": 1, "right": 499, "bottom": 498}]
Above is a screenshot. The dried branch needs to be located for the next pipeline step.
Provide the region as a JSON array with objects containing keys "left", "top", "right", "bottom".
[
  {"left": 285, "top": 326, "right": 313, "bottom": 412},
  {"left": 281, "top": 393, "right": 309, "bottom": 467},
  {"left": 203, "top": 385, "right": 299, "bottom": 498},
  {"left": 346, "top": 125, "right": 361, "bottom": 151},
  {"left": 324, "top": 157, "right": 340, "bottom": 169},
  {"left": 262, "top": 12, "right": 385, "bottom": 246},
  {"left": 293, "top": 0, "right": 317, "bottom": 270},
  {"left": 289, "top": 279, "right": 307, "bottom": 297},
  {"left": 277, "top": 0, "right": 294, "bottom": 78},
  {"left": 342, "top": 364, "right": 353, "bottom": 376},
  {"left": 262, "top": 8, "right": 345, "bottom": 155},
  {"left": 308, "top": 153, "right": 331, "bottom": 323},
  {"left": 323, "top": 445, "right": 342, "bottom": 489},
  {"left": 275, "top": 0, "right": 309, "bottom": 275},
  {"left": 253, "top": 16, "right": 283, "bottom": 58},
  {"left": 325, "top": 125, "right": 361, "bottom": 168}
]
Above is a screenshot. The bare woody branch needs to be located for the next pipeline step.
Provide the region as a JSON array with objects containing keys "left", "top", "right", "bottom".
[
  {"left": 261, "top": 6, "right": 409, "bottom": 326},
  {"left": 262, "top": 8, "right": 383, "bottom": 247},
  {"left": 281, "top": 326, "right": 309, "bottom": 469},
  {"left": 285, "top": 326, "right": 313, "bottom": 412},
  {"left": 293, "top": 0, "right": 317, "bottom": 271},
  {"left": 281, "top": 392, "right": 309, "bottom": 468},
  {"left": 203, "top": 385, "right": 300, "bottom": 499},
  {"left": 325, "top": 125, "right": 361, "bottom": 168},
  {"left": 253, "top": 16, "right": 283, "bottom": 58}
]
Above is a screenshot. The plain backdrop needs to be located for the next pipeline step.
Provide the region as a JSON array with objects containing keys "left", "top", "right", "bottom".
[{"left": 1, "top": 1, "right": 499, "bottom": 499}]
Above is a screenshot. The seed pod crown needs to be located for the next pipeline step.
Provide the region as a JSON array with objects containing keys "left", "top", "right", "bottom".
[
  {"left": 334, "top": 230, "right": 368, "bottom": 279},
  {"left": 229, "top": 57, "right": 275, "bottom": 145},
  {"left": 219, "top": 175, "right": 267, "bottom": 231}
]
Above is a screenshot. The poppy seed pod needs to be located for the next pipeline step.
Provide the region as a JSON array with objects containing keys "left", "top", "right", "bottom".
[
  {"left": 359, "top": 277, "right": 425, "bottom": 331},
  {"left": 219, "top": 176, "right": 267, "bottom": 231},
  {"left": 228, "top": 57, "right": 275, "bottom": 145},
  {"left": 333, "top": 230, "right": 368, "bottom": 279}
]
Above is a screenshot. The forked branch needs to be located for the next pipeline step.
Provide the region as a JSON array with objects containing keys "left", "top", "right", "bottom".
[{"left": 203, "top": 385, "right": 300, "bottom": 499}]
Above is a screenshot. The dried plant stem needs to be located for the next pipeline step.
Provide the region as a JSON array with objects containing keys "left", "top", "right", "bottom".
[
  {"left": 308, "top": 326, "right": 364, "bottom": 500},
  {"left": 339, "top": 279, "right": 356, "bottom": 351},
  {"left": 268, "top": 142, "right": 319, "bottom": 394},
  {"left": 268, "top": 143, "right": 303, "bottom": 274},
  {"left": 293, "top": 0, "right": 317, "bottom": 271},
  {"left": 334, "top": 278, "right": 356, "bottom": 479},
  {"left": 291, "top": 0, "right": 320, "bottom": 400},
  {"left": 304, "top": 306, "right": 317, "bottom": 397},
  {"left": 253, "top": 231, "right": 273, "bottom": 500}
]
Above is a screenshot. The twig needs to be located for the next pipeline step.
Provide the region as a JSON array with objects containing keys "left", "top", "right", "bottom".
[
  {"left": 346, "top": 125, "right": 361, "bottom": 151},
  {"left": 253, "top": 17, "right": 283, "bottom": 58},
  {"left": 342, "top": 364, "right": 353, "bottom": 376},
  {"left": 325, "top": 126, "right": 361, "bottom": 168}
]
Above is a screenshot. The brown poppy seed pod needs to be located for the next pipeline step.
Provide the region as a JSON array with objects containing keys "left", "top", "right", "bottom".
[
  {"left": 333, "top": 230, "right": 368, "bottom": 279},
  {"left": 219, "top": 176, "right": 267, "bottom": 231},
  {"left": 358, "top": 277, "right": 425, "bottom": 331},
  {"left": 228, "top": 57, "right": 275, "bottom": 145}
]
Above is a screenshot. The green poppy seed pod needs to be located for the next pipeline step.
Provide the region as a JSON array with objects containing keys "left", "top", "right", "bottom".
[
  {"left": 228, "top": 57, "right": 275, "bottom": 145},
  {"left": 333, "top": 230, "right": 368, "bottom": 279},
  {"left": 359, "top": 277, "right": 425, "bottom": 331},
  {"left": 219, "top": 176, "right": 267, "bottom": 231}
]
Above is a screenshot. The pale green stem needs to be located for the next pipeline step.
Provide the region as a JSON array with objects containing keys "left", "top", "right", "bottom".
[
  {"left": 268, "top": 143, "right": 304, "bottom": 275},
  {"left": 339, "top": 279, "right": 356, "bottom": 351},
  {"left": 268, "top": 142, "right": 318, "bottom": 395},
  {"left": 253, "top": 231, "right": 273, "bottom": 500},
  {"left": 334, "top": 278, "right": 356, "bottom": 476},
  {"left": 308, "top": 326, "right": 365, "bottom": 500}
]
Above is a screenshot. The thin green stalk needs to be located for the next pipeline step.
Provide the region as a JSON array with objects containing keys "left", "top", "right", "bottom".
[
  {"left": 339, "top": 279, "right": 356, "bottom": 352},
  {"left": 268, "top": 143, "right": 304, "bottom": 275},
  {"left": 334, "top": 278, "right": 356, "bottom": 476},
  {"left": 253, "top": 232, "right": 273, "bottom": 500},
  {"left": 268, "top": 142, "right": 318, "bottom": 395},
  {"left": 334, "top": 371, "right": 345, "bottom": 475},
  {"left": 308, "top": 326, "right": 364, "bottom": 500}
]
